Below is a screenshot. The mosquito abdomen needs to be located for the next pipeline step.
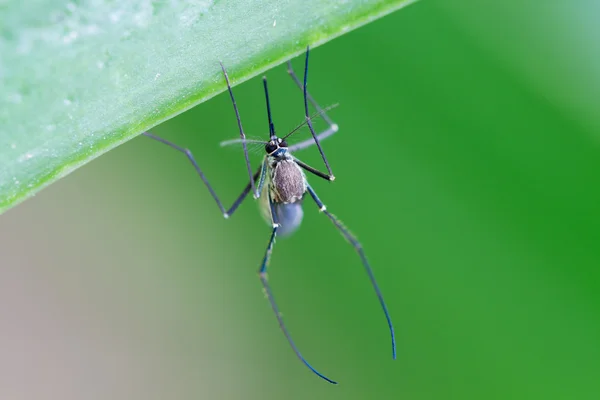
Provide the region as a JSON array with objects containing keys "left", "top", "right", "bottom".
[
  {"left": 274, "top": 202, "right": 304, "bottom": 236},
  {"left": 271, "top": 159, "right": 306, "bottom": 203},
  {"left": 259, "top": 190, "right": 304, "bottom": 236}
]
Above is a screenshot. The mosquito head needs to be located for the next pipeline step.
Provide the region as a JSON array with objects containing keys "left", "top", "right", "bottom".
[
  {"left": 265, "top": 137, "right": 288, "bottom": 155},
  {"left": 265, "top": 137, "right": 288, "bottom": 156}
]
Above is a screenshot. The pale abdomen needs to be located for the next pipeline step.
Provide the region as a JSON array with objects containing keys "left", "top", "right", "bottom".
[
  {"left": 259, "top": 187, "right": 305, "bottom": 236},
  {"left": 259, "top": 158, "right": 306, "bottom": 236},
  {"left": 273, "top": 202, "right": 304, "bottom": 236}
]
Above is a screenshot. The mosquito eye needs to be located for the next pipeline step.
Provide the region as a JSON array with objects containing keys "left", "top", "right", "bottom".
[
  {"left": 265, "top": 143, "right": 277, "bottom": 153},
  {"left": 279, "top": 140, "right": 288, "bottom": 148}
]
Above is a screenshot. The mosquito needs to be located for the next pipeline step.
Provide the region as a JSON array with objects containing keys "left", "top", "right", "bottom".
[{"left": 142, "top": 46, "right": 395, "bottom": 384}]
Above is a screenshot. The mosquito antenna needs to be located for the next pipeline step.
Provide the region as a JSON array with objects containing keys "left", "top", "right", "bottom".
[
  {"left": 220, "top": 104, "right": 335, "bottom": 147},
  {"left": 282, "top": 104, "right": 339, "bottom": 141},
  {"left": 220, "top": 139, "right": 268, "bottom": 147},
  {"left": 263, "top": 77, "right": 276, "bottom": 139}
]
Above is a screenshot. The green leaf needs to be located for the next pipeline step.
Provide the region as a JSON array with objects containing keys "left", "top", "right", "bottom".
[{"left": 0, "top": 0, "right": 417, "bottom": 214}]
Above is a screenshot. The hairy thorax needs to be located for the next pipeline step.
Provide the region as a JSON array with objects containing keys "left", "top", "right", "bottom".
[{"left": 269, "top": 157, "right": 306, "bottom": 204}]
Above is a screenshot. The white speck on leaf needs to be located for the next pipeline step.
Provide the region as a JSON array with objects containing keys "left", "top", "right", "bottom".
[
  {"left": 179, "top": 1, "right": 214, "bottom": 26},
  {"left": 8, "top": 93, "right": 23, "bottom": 104},
  {"left": 63, "top": 31, "right": 79, "bottom": 44},
  {"left": 110, "top": 11, "right": 122, "bottom": 23},
  {"left": 83, "top": 25, "right": 100, "bottom": 35}
]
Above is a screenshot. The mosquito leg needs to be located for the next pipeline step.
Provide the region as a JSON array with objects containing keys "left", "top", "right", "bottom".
[
  {"left": 142, "top": 132, "right": 259, "bottom": 218},
  {"left": 293, "top": 157, "right": 334, "bottom": 182},
  {"left": 226, "top": 168, "right": 261, "bottom": 216},
  {"left": 254, "top": 157, "right": 269, "bottom": 199},
  {"left": 287, "top": 49, "right": 339, "bottom": 153},
  {"left": 257, "top": 195, "right": 337, "bottom": 384},
  {"left": 305, "top": 184, "right": 397, "bottom": 360},
  {"left": 302, "top": 48, "right": 334, "bottom": 178},
  {"left": 220, "top": 61, "right": 256, "bottom": 196},
  {"left": 262, "top": 77, "right": 276, "bottom": 138},
  {"left": 287, "top": 60, "right": 335, "bottom": 126}
]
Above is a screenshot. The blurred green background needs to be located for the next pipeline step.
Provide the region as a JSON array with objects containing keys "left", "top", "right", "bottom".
[{"left": 2, "top": 1, "right": 600, "bottom": 399}]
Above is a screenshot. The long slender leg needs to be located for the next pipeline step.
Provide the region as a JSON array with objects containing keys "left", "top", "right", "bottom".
[
  {"left": 142, "top": 132, "right": 260, "bottom": 218},
  {"left": 220, "top": 62, "right": 256, "bottom": 196},
  {"left": 306, "top": 184, "right": 397, "bottom": 360},
  {"left": 258, "top": 195, "right": 337, "bottom": 384},
  {"left": 287, "top": 50, "right": 339, "bottom": 153},
  {"left": 293, "top": 157, "right": 333, "bottom": 182},
  {"left": 293, "top": 46, "right": 335, "bottom": 179},
  {"left": 262, "top": 77, "right": 276, "bottom": 139}
]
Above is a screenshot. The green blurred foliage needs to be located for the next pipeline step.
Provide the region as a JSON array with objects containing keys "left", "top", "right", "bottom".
[{"left": 3, "top": 1, "right": 599, "bottom": 399}]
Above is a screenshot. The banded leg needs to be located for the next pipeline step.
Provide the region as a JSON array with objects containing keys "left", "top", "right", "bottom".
[
  {"left": 143, "top": 132, "right": 260, "bottom": 218},
  {"left": 220, "top": 61, "right": 256, "bottom": 196},
  {"left": 287, "top": 48, "right": 339, "bottom": 153},
  {"left": 306, "top": 184, "right": 397, "bottom": 360},
  {"left": 258, "top": 195, "right": 337, "bottom": 384}
]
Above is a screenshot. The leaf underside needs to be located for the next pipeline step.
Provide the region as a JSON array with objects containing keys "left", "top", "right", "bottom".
[{"left": 0, "top": 0, "right": 417, "bottom": 214}]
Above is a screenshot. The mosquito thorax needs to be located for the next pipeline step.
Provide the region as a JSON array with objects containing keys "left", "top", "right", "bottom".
[{"left": 265, "top": 137, "right": 289, "bottom": 157}]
